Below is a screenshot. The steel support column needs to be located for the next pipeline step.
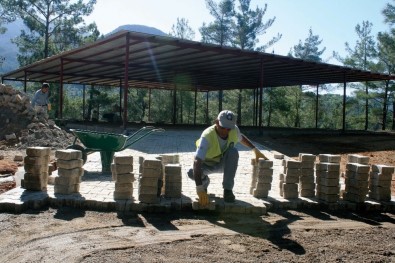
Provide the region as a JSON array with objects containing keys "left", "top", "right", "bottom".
[
  {"left": 122, "top": 32, "right": 130, "bottom": 130},
  {"left": 259, "top": 59, "right": 264, "bottom": 134},
  {"left": 82, "top": 84, "right": 86, "bottom": 120},
  {"left": 315, "top": 84, "right": 319, "bottom": 128},
  {"left": 342, "top": 73, "right": 347, "bottom": 132},
  {"left": 194, "top": 85, "right": 197, "bottom": 125},
  {"left": 60, "top": 58, "right": 64, "bottom": 118}
]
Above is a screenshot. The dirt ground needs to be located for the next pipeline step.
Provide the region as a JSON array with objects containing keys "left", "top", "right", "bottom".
[{"left": 0, "top": 132, "right": 395, "bottom": 262}]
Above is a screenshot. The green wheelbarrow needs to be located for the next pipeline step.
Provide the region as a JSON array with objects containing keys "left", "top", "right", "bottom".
[{"left": 67, "top": 126, "right": 164, "bottom": 172}]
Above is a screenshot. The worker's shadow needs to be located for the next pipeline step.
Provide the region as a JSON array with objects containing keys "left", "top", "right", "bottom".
[{"left": 206, "top": 207, "right": 306, "bottom": 255}]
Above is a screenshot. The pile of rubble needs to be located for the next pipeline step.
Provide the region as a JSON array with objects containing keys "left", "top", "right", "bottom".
[{"left": 0, "top": 84, "right": 74, "bottom": 150}]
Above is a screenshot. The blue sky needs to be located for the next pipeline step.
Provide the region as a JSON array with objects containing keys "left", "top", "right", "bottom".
[{"left": 86, "top": 0, "right": 390, "bottom": 64}]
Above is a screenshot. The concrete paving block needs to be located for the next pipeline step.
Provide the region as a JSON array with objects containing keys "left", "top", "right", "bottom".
[
  {"left": 26, "top": 147, "right": 51, "bottom": 157},
  {"left": 299, "top": 153, "right": 316, "bottom": 163},
  {"left": 345, "top": 170, "right": 369, "bottom": 181},
  {"left": 273, "top": 153, "right": 284, "bottom": 159},
  {"left": 24, "top": 164, "right": 48, "bottom": 174},
  {"left": 165, "top": 173, "right": 182, "bottom": 183},
  {"left": 113, "top": 155, "right": 133, "bottom": 165},
  {"left": 300, "top": 168, "right": 314, "bottom": 176},
  {"left": 54, "top": 175, "right": 81, "bottom": 185},
  {"left": 318, "top": 154, "right": 341, "bottom": 163},
  {"left": 139, "top": 177, "right": 159, "bottom": 188},
  {"left": 344, "top": 185, "right": 368, "bottom": 196},
  {"left": 299, "top": 183, "right": 315, "bottom": 190},
  {"left": 138, "top": 194, "right": 160, "bottom": 204},
  {"left": 347, "top": 154, "right": 369, "bottom": 165},
  {"left": 258, "top": 159, "right": 273, "bottom": 168},
  {"left": 316, "top": 162, "right": 340, "bottom": 172},
  {"left": 57, "top": 159, "right": 83, "bottom": 169},
  {"left": 316, "top": 170, "right": 340, "bottom": 179},
  {"left": 284, "top": 175, "right": 299, "bottom": 184},
  {"left": 284, "top": 168, "right": 301, "bottom": 177},
  {"left": 343, "top": 192, "right": 367, "bottom": 203},
  {"left": 257, "top": 168, "right": 273, "bottom": 176},
  {"left": 300, "top": 175, "right": 315, "bottom": 184},
  {"left": 192, "top": 198, "right": 215, "bottom": 210},
  {"left": 22, "top": 180, "right": 47, "bottom": 191},
  {"left": 369, "top": 179, "right": 391, "bottom": 188},
  {"left": 369, "top": 171, "right": 393, "bottom": 181},
  {"left": 160, "top": 154, "right": 180, "bottom": 164},
  {"left": 346, "top": 163, "right": 370, "bottom": 173},
  {"left": 143, "top": 159, "right": 162, "bottom": 169},
  {"left": 57, "top": 167, "right": 84, "bottom": 178},
  {"left": 318, "top": 193, "right": 339, "bottom": 203},
  {"left": 142, "top": 167, "right": 162, "bottom": 178},
  {"left": 111, "top": 163, "right": 133, "bottom": 174},
  {"left": 318, "top": 177, "right": 340, "bottom": 187},
  {"left": 116, "top": 172, "right": 135, "bottom": 183},
  {"left": 164, "top": 164, "right": 182, "bottom": 174},
  {"left": 113, "top": 191, "right": 133, "bottom": 200},
  {"left": 282, "top": 159, "right": 301, "bottom": 169},
  {"left": 139, "top": 185, "right": 158, "bottom": 195},
  {"left": 115, "top": 182, "right": 134, "bottom": 192},
  {"left": 54, "top": 184, "right": 80, "bottom": 194},
  {"left": 55, "top": 149, "right": 82, "bottom": 160},
  {"left": 345, "top": 178, "right": 369, "bottom": 188},
  {"left": 371, "top": 164, "right": 395, "bottom": 174},
  {"left": 256, "top": 174, "right": 273, "bottom": 184},
  {"left": 317, "top": 185, "right": 340, "bottom": 195},
  {"left": 301, "top": 162, "right": 315, "bottom": 169},
  {"left": 24, "top": 155, "right": 50, "bottom": 165},
  {"left": 283, "top": 191, "right": 299, "bottom": 199}
]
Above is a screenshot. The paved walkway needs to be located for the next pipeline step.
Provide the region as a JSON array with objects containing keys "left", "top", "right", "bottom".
[{"left": 1, "top": 127, "right": 394, "bottom": 214}]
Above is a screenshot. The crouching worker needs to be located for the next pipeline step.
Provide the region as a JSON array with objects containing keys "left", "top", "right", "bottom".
[{"left": 188, "top": 110, "right": 268, "bottom": 206}]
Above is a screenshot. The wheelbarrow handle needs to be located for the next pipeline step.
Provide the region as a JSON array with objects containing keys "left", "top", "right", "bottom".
[
  {"left": 124, "top": 128, "right": 165, "bottom": 148},
  {"left": 127, "top": 126, "right": 155, "bottom": 139}
]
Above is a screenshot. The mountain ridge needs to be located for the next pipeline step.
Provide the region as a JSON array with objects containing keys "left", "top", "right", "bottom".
[{"left": 0, "top": 23, "right": 167, "bottom": 74}]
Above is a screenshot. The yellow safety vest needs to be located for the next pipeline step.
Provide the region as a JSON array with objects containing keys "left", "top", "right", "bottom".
[{"left": 196, "top": 125, "right": 238, "bottom": 164}]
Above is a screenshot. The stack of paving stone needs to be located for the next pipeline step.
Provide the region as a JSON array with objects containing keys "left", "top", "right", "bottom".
[
  {"left": 54, "top": 149, "right": 84, "bottom": 194},
  {"left": 316, "top": 154, "right": 341, "bottom": 203},
  {"left": 279, "top": 159, "right": 301, "bottom": 199},
  {"left": 164, "top": 164, "right": 182, "bottom": 198},
  {"left": 111, "top": 155, "right": 135, "bottom": 200},
  {"left": 22, "top": 146, "right": 50, "bottom": 191},
  {"left": 138, "top": 158, "right": 162, "bottom": 204},
  {"left": 368, "top": 164, "right": 394, "bottom": 201},
  {"left": 298, "top": 153, "right": 316, "bottom": 198},
  {"left": 250, "top": 158, "right": 273, "bottom": 198},
  {"left": 159, "top": 154, "right": 180, "bottom": 196},
  {"left": 342, "top": 154, "right": 370, "bottom": 203}
]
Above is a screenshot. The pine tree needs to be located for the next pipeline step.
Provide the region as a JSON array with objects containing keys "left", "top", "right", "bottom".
[
  {"left": 5, "top": 0, "right": 99, "bottom": 66},
  {"left": 169, "top": 18, "right": 195, "bottom": 40},
  {"left": 288, "top": 28, "right": 326, "bottom": 128},
  {"left": 334, "top": 21, "right": 377, "bottom": 130}
]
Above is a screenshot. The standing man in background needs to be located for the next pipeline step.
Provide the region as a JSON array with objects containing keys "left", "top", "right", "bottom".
[{"left": 31, "top": 82, "right": 51, "bottom": 121}]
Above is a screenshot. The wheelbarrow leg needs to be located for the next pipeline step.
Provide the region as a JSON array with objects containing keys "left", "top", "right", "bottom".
[{"left": 100, "top": 151, "right": 115, "bottom": 173}]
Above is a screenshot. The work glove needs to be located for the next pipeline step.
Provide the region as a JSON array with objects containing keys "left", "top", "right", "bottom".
[
  {"left": 47, "top": 103, "right": 51, "bottom": 111},
  {"left": 252, "top": 147, "right": 268, "bottom": 161},
  {"left": 196, "top": 185, "right": 209, "bottom": 207}
]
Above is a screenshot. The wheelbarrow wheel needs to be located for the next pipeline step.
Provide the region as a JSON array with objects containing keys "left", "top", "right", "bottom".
[{"left": 66, "top": 144, "right": 88, "bottom": 164}]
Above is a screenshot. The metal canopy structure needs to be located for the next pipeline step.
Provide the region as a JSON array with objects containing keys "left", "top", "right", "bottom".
[
  {"left": 2, "top": 30, "right": 394, "bottom": 90},
  {"left": 2, "top": 30, "right": 395, "bottom": 130}
]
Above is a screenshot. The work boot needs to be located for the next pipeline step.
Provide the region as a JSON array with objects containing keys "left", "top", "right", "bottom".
[
  {"left": 187, "top": 168, "right": 194, "bottom": 180},
  {"left": 224, "top": 189, "right": 235, "bottom": 203}
]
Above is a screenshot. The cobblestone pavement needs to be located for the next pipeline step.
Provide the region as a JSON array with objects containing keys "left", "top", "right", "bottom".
[{"left": 0, "top": 128, "right": 394, "bottom": 214}]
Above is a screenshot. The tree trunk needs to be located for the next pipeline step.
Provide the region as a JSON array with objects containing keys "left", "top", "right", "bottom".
[
  {"left": 364, "top": 82, "right": 368, "bottom": 130},
  {"left": 237, "top": 89, "right": 242, "bottom": 126},
  {"left": 382, "top": 80, "right": 389, "bottom": 130},
  {"left": 392, "top": 101, "right": 395, "bottom": 130}
]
